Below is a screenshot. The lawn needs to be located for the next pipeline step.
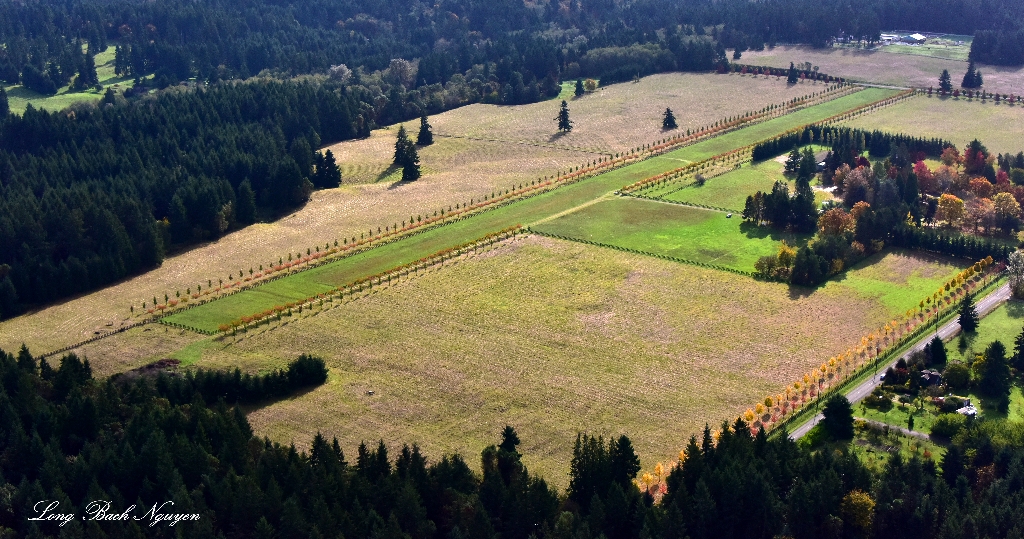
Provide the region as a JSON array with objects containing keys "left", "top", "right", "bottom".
[
  {"left": 742, "top": 45, "right": 1024, "bottom": 94},
  {"left": 844, "top": 94, "right": 1024, "bottom": 155},
  {"left": 177, "top": 235, "right": 955, "bottom": 486},
  {"left": 947, "top": 299, "right": 1024, "bottom": 363},
  {"left": 657, "top": 156, "right": 834, "bottom": 211},
  {"left": 530, "top": 197, "right": 807, "bottom": 271}
]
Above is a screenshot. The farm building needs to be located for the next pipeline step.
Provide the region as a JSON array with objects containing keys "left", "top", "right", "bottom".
[{"left": 901, "top": 34, "right": 927, "bottom": 44}]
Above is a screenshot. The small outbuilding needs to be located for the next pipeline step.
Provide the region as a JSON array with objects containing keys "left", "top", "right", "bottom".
[
  {"left": 920, "top": 369, "right": 942, "bottom": 386},
  {"left": 902, "top": 34, "right": 927, "bottom": 44}
]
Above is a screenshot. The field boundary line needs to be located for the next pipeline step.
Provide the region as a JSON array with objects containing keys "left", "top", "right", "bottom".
[
  {"left": 527, "top": 228, "right": 755, "bottom": 278},
  {"left": 184, "top": 226, "right": 526, "bottom": 335},
  {"left": 212, "top": 234, "right": 525, "bottom": 343}
]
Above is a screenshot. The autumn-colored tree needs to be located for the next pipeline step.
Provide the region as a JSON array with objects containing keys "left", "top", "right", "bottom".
[
  {"left": 850, "top": 200, "right": 871, "bottom": 221},
  {"left": 841, "top": 490, "right": 876, "bottom": 533},
  {"left": 832, "top": 163, "right": 851, "bottom": 192},
  {"left": 936, "top": 194, "right": 966, "bottom": 227},
  {"left": 777, "top": 241, "right": 797, "bottom": 267},
  {"left": 583, "top": 79, "right": 598, "bottom": 92},
  {"left": 817, "top": 208, "right": 855, "bottom": 236},
  {"left": 963, "top": 139, "right": 990, "bottom": 176},
  {"left": 914, "top": 161, "right": 938, "bottom": 194},
  {"left": 969, "top": 177, "right": 994, "bottom": 198},
  {"left": 965, "top": 197, "right": 995, "bottom": 233},
  {"left": 940, "top": 146, "right": 963, "bottom": 169},
  {"left": 993, "top": 192, "right": 1021, "bottom": 230}
]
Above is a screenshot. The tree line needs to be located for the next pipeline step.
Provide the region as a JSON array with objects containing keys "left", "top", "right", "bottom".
[
  {"left": 3, "top": 343, "right": 1024, "bottom": 538},
  {"left": 3, "top": 0, "right": 1023, "bottom": 101}
]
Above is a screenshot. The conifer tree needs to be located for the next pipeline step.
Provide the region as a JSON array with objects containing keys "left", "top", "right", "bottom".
[
  {"left": 787, "top": 62, "right": 799, "bottom": 84},
  {"left": 939, "top": 69, "right": 953, "bottom": 93},
  {"left": 401, "top": 142, "right": 420, "bottom": 182},
  {"left": 236, "top": 180, "right": 257, "bottom": 223},
  {"left": 1012, "top": 326, "right": 1024, "bottom": 378},
  {"left": 962, "top": 61, "right": 980, "bottom": 89},
  {"left": 555, "top": 100, "right": 573, "bottom": 133},
  {"left": 958, "top": 292, "right": 979, "bottom": 333},
  {"left": 416, "top": 114, "right": 433, "bottom": 146},
  {"left": 662, "top": 108, "right": 677, "bottom": 130},
  {"left": 979, "top": 340, "right": 1011, "bottom": 412},
  {"left": 0, "top": 86, "right": 7, "bottom": 117},
  {"left": 929, "top": 335, "right": 947, "bottom": 365},
  {"left": 393, "top": 125, "right": 411, "bottom": 166},
  {"left": 575, "top": 78, "right": 585, "bottom": 98},
  {"left": 820, "top": 394, "right": 854, "bottom": 440}
]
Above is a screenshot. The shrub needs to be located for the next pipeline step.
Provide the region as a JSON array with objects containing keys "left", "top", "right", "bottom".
[
  {"left": 931, "top": 413, "right": 967, "bottom": 438},
  {"left": 943, "top": 361, "right": 970, "bottom": 390}
]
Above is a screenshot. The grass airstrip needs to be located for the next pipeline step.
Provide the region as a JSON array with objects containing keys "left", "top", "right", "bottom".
[
  {"left": 165, "top": 87, "right": 899, "bottom": 332},
  {"left": 35, "top": 77, "right": 978, "bottom": 484}
]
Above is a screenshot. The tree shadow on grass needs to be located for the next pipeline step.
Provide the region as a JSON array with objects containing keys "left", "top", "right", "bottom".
[
  {"left": 739, "top": 221, "right": 812, "bottom": 247},
  {"left": 548, "top": 131, "right": 569, "bottom": 143},
  {"left": 1004, "top": 300, "right": 1024, "bottom": 319}
]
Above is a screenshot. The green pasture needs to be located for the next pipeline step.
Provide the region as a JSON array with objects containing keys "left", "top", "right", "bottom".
[
  {"left": 165, "top": 87, "right": 900, "bottom": 332},
  {"left": 531, "top": 197, "right": 807, "bottom": 271},
  {"left": 656, "top": 156, "right": 833, "bottom": 211}
]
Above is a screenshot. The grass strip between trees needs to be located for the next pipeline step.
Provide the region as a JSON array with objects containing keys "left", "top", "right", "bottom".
[{"left": 162, "top": 87, "right": 904, "bottom": 333}]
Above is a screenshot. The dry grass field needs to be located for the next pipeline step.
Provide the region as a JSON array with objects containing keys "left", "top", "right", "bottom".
[
  {"left": 0, "top": 73, "right": 843, "bottom": 357},
  {"left": 426, "top": 72, "right": 827, "bottom": 155},
  {"left": 163, "top": 235, "right": 965, "bottom": 486},
  {"left": 843, "top": 94, "right": 1024, "bottom": 155},
  {"left": 742, "top": 45, "right": 1024, "bottom": 92}
]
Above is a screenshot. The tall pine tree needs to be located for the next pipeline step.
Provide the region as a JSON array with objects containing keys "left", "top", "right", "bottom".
[
  {"left": 939, "top": 69, "right": 953, "bottom": 92},
  {"left": 958, "top": 292, "right": 979, "bottom": 332},
  {"left": 663, "top": 108, "right": 677, "bottom": 129},
  {"left": 962, "top": 61, "right": 980, "bottom": 88},
  {"left": 0, "top": 86, "right": 8, "bottom": 116},
  {"left": 978, "top": 340, "right": 1011, "bottom": 412},
  {"left": 575, "top": 78, "right": 585, "bottom": 98},
  {"left": 555, "top": 100, "right": 573, "bottom": 133},
  {"left": 417, "top": 115, "right": 433, "bottom": 146},
  {"left": 394, "top": 125, "right": 411, "bottom": 166},
  {"left": 401, "top": 143, "right": 420, "bottom": 182}
]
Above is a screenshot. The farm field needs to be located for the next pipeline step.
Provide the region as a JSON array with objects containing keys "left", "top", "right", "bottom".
[
  {"left": 175, "top": 235, "right": 964, "bottom": 485},
  {"left": 0, "top": 74, "right": 876, "bottom": 356},
  {"left": 424, "top": 72, "right": 833, "bottom": 157},
  {"left": 655, "top": 157, "right": 834, "bottom": 211},
  {"left": 741, "top": 45, "right": 1024, "bottom": 92},
  {"left": 163, "top": 88, "right": 898, "bottom": 334},
  {"left": 531, "top": 197, "right": 806, "bottom": 271},
  {"left": 843, "top": 94, "right": 1024, "bottom": 155}
]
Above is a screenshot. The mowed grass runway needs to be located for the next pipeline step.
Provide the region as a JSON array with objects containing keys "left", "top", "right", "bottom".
[{"left": 166, "top": 88, "right": 899, "bottom": 332}]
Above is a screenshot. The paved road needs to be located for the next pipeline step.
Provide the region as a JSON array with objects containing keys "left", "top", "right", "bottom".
[{"left": 789, "top": 282, "right": 1012, "bottom": 440}]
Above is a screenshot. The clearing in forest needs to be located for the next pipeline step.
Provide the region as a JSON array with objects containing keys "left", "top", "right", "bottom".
[
  {"left": 161, "top": 235, "right": 965, "bottom": 486},
  {"left": 842, "top": 94, "right": 1024, "bottom": 155}
]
